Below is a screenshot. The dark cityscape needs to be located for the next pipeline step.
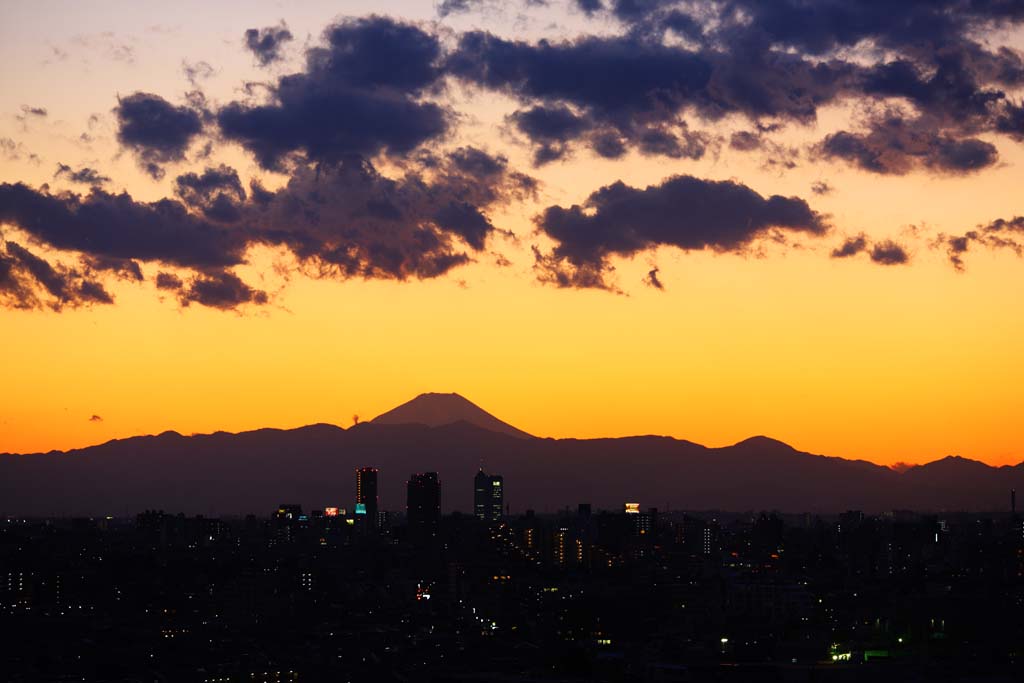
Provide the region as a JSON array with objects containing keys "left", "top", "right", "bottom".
[{"left": 3, "top": 461, "right": 1023, "bottom": 682}]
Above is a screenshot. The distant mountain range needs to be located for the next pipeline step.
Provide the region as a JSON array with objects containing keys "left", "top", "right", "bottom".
[{"left": 2, "top": 393, "right": 1021, "bottom": 516}]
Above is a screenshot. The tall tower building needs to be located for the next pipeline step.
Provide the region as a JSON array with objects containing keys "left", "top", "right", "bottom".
[
  {"left": 355, "top": 467, "right": 379, "bottom": 525},
  {"left": 474, "top": 470, "right": 504, "bottom": 522},
  {"left": 407, "top": 472, "right": 441, "bottom": 541}
]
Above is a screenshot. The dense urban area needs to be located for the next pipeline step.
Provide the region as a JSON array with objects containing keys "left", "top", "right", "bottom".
[{"left": 3, "top": 467, "right": 1023, "bottom": 682}]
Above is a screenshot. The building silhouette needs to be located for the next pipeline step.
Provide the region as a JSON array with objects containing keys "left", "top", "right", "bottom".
[
  {"left": 474, "top": 469, "right": 504, "bottom": 522},
  {"left": 355, "top": 467, "right": 379, "bottom": 527},
  {"left": 407, "top": 472, "right": 441, "bottom": 541}
]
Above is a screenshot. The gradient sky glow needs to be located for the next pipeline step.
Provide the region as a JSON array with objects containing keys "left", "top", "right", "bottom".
[{"left": 1, "top": 0, "right": 1023, "bottom": 466}]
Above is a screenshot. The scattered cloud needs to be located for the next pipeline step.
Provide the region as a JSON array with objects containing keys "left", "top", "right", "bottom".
[
  {"left": 438, "top": 0, "right": 479, "bottom": 17},
  {"left": 54, "top": 163, "right": 111, "bottom": 187},
  {"left": 155, "top": 272, "right": 184, "bottom": 290},
  {"left": 831, "top": 235, "right": 869, "bottom": 259},
  {"left": 831, "top": 234, "right": 910, "bottom": 265},
  {"left": 939, "top": 216, "right": 1024, "bottom": 271},
  {"left": 0, "top": 241, "right": 113, "bottom": 311},
  {"left": 244, "top": 22, "right": 293, "bottom": 66},
  {"left": 16, "top": 105, "right": 48, "bottom": 122},
  {"left": 182, "top": 60, "right": 215, "bottom": 87},
  {"left": 870, "top": 240, "right": 910, "bottom": 265},
  {"left": 179, "top": 270, "right": 267, "bottom": 309},
  {"left": 643, "top": 266, "right": 663, "bottom": 290}
]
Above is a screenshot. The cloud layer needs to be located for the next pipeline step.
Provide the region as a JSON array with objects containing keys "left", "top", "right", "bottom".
[{"left": 2, "top": 4, "right": 1023, "bottom": 311}]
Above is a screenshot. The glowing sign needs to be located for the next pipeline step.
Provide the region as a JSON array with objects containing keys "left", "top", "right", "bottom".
[
  {"left": 324, "top": 507, "right": 339, "bottom": 517},
  {"left": 355, "top": 503, "right": 367, "bottom": 515},
  {"left": 624, "top": 503, "right": 640, "bottom": 514}
]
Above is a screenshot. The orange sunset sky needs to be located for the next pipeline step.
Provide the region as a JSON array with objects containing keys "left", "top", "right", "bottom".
[{"left": 1, "top": 0, "right": 1022, "bottom": 465}]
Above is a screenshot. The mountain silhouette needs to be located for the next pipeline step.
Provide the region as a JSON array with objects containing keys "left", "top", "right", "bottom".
[
  {"left": 371, "top": 392, "right": 533, "bottom": 439},
  {"left": 1, "top": 395, "right": 1021, "bottom": 516}
]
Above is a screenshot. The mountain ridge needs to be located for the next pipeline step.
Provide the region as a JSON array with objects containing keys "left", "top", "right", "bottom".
[{"left": 1, "top": 393, "right": 1020, "bottom": 516}]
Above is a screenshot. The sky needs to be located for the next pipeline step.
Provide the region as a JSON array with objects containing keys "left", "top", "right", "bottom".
[{"left": 1, "top": 0, "right": 1023, "bottom": 466}]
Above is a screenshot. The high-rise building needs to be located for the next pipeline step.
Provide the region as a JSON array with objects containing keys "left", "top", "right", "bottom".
[
  {"left": 356, "top": 467, "right": 379, "bottom": 526},
  {"left": 407, "top": 472, "right": 441, "bottom": 541},
  {"left": 474, "top": 470, "right": 504, "bottom": 522}
]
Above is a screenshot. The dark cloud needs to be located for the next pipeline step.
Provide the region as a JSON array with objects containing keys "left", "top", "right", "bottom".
[
  {"left": 940, "top": 216, "right": 1024, "bottom": 271},
  {"left": 637, "top": 125, "right": 710, "bottom": 159},
  {"left": 252, "top": 150, "right": 532, "bottom": 281},
  {"left": 510, "top": 105, "right": 589, "bottom": 164},
  {"left": 17, "top": 105, "right": 48, "bottom": 120},
  {"left": 174, "top": 165, "right": 246, "bottom": 222},
  {"left": 432, "top": 202, "right": 494, "bottom": 250},
  {"left": 448, "top": 31, "right": 715, "bottom": 158},
  {"left": 220, "top": 17, "right": 448, "bottom": 170},
  {"left": 54, "top": 163, "right": 111, "bottom": 187},
  {"left": 155, "top": 272, "right": 184, "bottom": 290},
  {"left": 447, "top": 3, "right": 1024, "bottom": 165},
  {"left": 611, "top": 1, "right": 1024, "bottom": 57},
  {"left": 448, "top": 146, "right": 521, "bottom": 181},
  {"left": 811, "top": 180, "right": 833, "bottom": 195},
  {"left": 575, "top": 0, "right": 604, "bottom": 15},
  {"left": 609, "top": 0, "right": 665, "bottom": 22},
  {"left": 870, "top": 240, "right": 910, "bottom": 265},
  {"left": 115, "top": 92, "right": 204, "bottom": 179},
  {"left": 831, "top": 234, "right": 909, "bottom": 265},
  {"left": 86, "top": 256, "right": 143, "bottom": 282},
  {"left": 995, "top": 102, "right": 1024, "bottom": 140},
  {"left": 0, "top": 147, "right": 531, "bottom": 310},
  {"left": 244, "top": 22, "right": 294, "bottom": 66},
  {"left": 643, "top": 266, "right": 663, "bottom": 289},
  {"left": 533, "top": 174, "right": 827, "bottom": 289},
  {"left": 180, "top": 271, "right": 268, "bottom": 309},
  {"left": 0, "top": 241, "right": 113, "bottom": 310},
  {"left": 819, "top": 113, "right": 999, "bottom": 175},
  {"left": 438, "top": 0, "right": 477, "bottom": 17},
  {"left": 592, "top": 132, "right": 626, "bottom": 158},
  {"left": 89, "top": 414, "right": 103, "bottom": 422},
  {"left": 0, "top": 182, "right": 246, "bottom": 269},
  {"left": 729, "top": 131, "right": 761, "bottom": 152},
  {"left": 831, "top": 235, "right": 868, "bottom": 259},
  {"left": 446, "top": 27, "right": 853, "bottom": 160},
  {"left": 511, "top": 104, "right": 587, "bottom": 144}
]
